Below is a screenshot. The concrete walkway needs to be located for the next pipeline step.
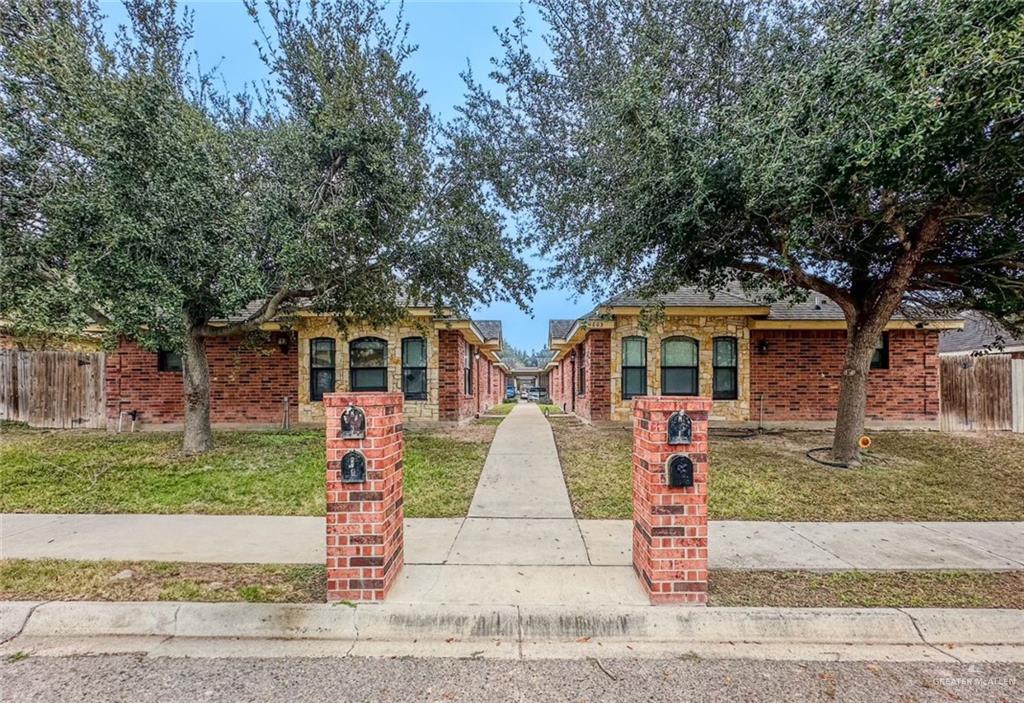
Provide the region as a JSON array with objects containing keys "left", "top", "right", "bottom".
[{"left": 3, "top": 403, "right": 1024, "bottom": 606}]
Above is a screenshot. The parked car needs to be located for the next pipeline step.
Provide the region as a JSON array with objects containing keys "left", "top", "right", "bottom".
[
  {"left": 527, "top": 387, "right": 543, "bottom": 402},
  {"left": 506, "top": 387, "right": 517, "bottom": 400}
]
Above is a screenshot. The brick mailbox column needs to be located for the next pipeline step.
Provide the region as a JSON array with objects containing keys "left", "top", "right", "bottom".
[
  {"left": 324, "top": 392, "right": 404, "bottom": 602},
  {"left": 632, "top": 397, "right": 711, "bottom": 605}
]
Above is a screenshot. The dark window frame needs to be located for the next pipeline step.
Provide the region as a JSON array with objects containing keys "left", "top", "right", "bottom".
[
  {"left": 712, "top": 336, "right": 739, "bottom": 400},
  {"left": 157, "top": 350, "right": 183, "bottom": 373},
  {"left": 464, "top": 344, "right": 474, "bottom": 395},
  {"left": 871, "top": 332, "right": 890, "bottom": 370},
  {"left": 621, "top": 336, "right": 648, "bottom": 400},
  {"left": 401, "top": 336, "right": 427, "bottom": 401},
  {"left": 661, "top": 336, "right": 700, "bottom": 397},
  {"left": 349, "top": 337, "right": 388, "bottom": 392},
  {"left": 309, "top": 337, "right": 336, "bottom": 401}
]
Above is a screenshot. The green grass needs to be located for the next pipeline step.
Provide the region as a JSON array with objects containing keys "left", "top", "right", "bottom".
[
  {"left": 550, "top": 418, "right": 1024, "bottom": 521},
  {"left": 0, "top": 423, "right": 494, "bottom": 517},
  {"left": 537, "top": 404, "right": 563, "bottom": 415},
  {"left": 487, "top": 402, "right": 517, "bottom": 415},
  {"left": 4, "top": 559, "right": 1021, "bottom": 609},
  {"left": 402, "top": 432, "right": 490, "bottom": 517}
]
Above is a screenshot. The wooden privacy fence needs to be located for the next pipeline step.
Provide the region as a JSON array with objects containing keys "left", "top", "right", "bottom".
[
  {"left": 940, "top": 353, "right": 1023, "bottom": 433},
  {"left": 0, "top": 350, "right": 106, "bottom": 429}
]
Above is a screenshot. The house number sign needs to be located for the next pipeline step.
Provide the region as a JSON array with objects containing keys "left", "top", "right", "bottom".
[
  {"left": 341, "top": 450, "right": 366, "bottom": 484},
  {"left": 340, "top": 405, "right": 366, "bottom": 439}
]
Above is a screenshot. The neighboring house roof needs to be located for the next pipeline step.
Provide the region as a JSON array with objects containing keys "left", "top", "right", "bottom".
[
  {"left": 939, "top": 310, "right": 1024, "bottom": 354},
  {"left": 473, "top": 320, "right": 502, "bottom": 343},
  {"left": 549, "top": 319, "right": 576, "bottom": 340}
]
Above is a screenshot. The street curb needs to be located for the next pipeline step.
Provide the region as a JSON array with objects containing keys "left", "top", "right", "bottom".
[{"left": 4, "top": 601, "right": 1022, "bottom": 647}]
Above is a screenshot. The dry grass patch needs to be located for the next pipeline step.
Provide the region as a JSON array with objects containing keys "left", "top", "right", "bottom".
[
  {"left": 6, "top": 559, "right": 1021, "bottom": 609},
  {"left": 550, "top": 418, "right": 1024, "bottom": 521},
  {"left": 709, "top": 570, "right": 1024, "bottom": 608},
  {"left": 0, "top": 559, "right": 325, "bottom": 603}
]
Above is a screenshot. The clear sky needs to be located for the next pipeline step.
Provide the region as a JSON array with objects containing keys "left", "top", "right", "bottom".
[{"left": 99, "top": 0, "right": 597, "bottom": 353}]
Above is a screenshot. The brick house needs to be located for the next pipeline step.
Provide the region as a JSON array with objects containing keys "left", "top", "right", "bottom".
[
  {"left": 546, "top": 287, "right": 962, "bottom": 424},
  {"left": 104, "top": 307, "right": 509, "bottom": 427}
]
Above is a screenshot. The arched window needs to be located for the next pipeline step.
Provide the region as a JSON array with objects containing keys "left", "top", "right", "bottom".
[
  {"left": 309, "top": 338, "right": 336, "bottom": 401},
  {"left": 712, "top": 336, "right": 739, "bottom": 400},
  {"left": 661, "top": 336, "right": 699, "bottom": 396},
  {"left": 401, "top": 337, "right": 427, "bottom": 400},
  {"left": 349, "top": 337, "right": 388, "bottom": 392},
  {"left": 621, "top": 336, "right": 647, "bottom": 399}
]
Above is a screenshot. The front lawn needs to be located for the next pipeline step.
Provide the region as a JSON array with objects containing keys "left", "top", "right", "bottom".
[
  {"left": 550, "top": 418, "right": 1024, "bottom": 521},
  {"left": 0, "top": 423, "right": 494, "bottom": 517},
  {"left": 486, "top": 402, "right": 517, "bottom": 415}
]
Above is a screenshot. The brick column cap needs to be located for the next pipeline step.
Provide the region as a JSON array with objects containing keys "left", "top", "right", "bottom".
[
  {"left": 324, "top": 391, "right": 404, "bottom": 408},
  {"left": 632, "top": 396, "right": 713, "bottom": 412}
]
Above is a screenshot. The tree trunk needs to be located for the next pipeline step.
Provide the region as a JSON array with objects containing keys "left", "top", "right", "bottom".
[
  {"left": 181, "top": 324, "right": 214, "bottom": 454},
  {"left": 831, "top": 325, "right": 882, "bottom": 465}
]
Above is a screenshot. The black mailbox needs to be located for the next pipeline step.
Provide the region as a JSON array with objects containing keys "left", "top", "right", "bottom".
[
  {"left": 667, "top": 411, "right": 692, "bottom": 445},
  {"left": 341, "top": 450, "right": 366, "bottom": 483},
  {"left": 341, "top": 405, "right": 366, "bottom": 439},
  {"left": 666, "top": 454, "right": 694, "bottom": 488}
]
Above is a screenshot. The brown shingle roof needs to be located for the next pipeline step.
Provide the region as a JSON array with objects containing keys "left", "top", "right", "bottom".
[
  {"left": 473, "top": 320, "right": 503, "bottom": 343},
  {"left": 940, "top": 311, "right": 1023, "bottom": 354}
]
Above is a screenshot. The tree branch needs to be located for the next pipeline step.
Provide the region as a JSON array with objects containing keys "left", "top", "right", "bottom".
[
  {"left": 732, "top": 259, "right": 856, "bottom": 319},
  {"left": 196, "top": 287, "right": 297, "bottom": 337}
]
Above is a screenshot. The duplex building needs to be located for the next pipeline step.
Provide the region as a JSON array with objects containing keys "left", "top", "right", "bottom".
[
  {"left": 104, "top": 306, "right": 508, "bottom": 427},
  {"left": 546, "top": 287, "right": 962, "bottom": 424}
]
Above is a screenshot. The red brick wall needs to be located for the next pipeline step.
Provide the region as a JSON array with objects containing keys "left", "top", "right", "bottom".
[
  {"left": 324, "top": 392, "right": 404, "bottom": 602},
  {"left": 437, "top": 330, "right": 478, "bottom": 422},
  {"left": 632, "top": 396, "right": 710, "bottom": 605},
  {"left": 586, "top": 330, "right": 611, "bottom": 421},
  {"left": 105, "top": 334, "right": 298, "bottom": 425},
  {"left": 549, "top": 330, "right": 611, "bottom": 421},
  {"left": 749, "top": 328, "right": 941, "bottom": 421},
  {"left": 549, "top": 354, "right": 572, "bottom": 412}
]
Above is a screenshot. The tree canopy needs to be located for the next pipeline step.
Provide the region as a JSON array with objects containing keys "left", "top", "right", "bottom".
[
  {"left": 1, "top": 0, "right": 531, "bottom": 451},
  {"left": 456, "top": 0, "right": 1024, "bottom": 461}
]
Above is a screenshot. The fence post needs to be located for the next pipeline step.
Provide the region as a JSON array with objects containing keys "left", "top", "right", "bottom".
[
  {"left": 324, "top": 391, "right": 404, "bottom": 602},
  {"left": 632, "top": 396, "right": 711, "bottom": 605}
]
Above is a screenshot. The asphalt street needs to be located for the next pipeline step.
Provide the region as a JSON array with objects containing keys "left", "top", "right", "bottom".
[{"left": 2, "top": 655, "right": 1021, "bottom": 703}]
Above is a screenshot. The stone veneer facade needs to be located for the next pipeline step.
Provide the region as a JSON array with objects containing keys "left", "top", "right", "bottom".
[
  {"left": 609, "top": 315, "right": 751, "bottom": 422},
  {"left": 297, "top": 317, "right": 442, "bottom": 424},
  {"left": 296, "top": 318, "right": 506, "bottom": 424}
]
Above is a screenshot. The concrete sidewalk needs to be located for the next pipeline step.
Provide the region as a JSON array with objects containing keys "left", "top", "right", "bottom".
[
  {"left": 2, "top": 600, "right": 1023, "bottom": 663},
  {"left": 4, "top": 514, "right": 1023, "bottom": 605}
]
